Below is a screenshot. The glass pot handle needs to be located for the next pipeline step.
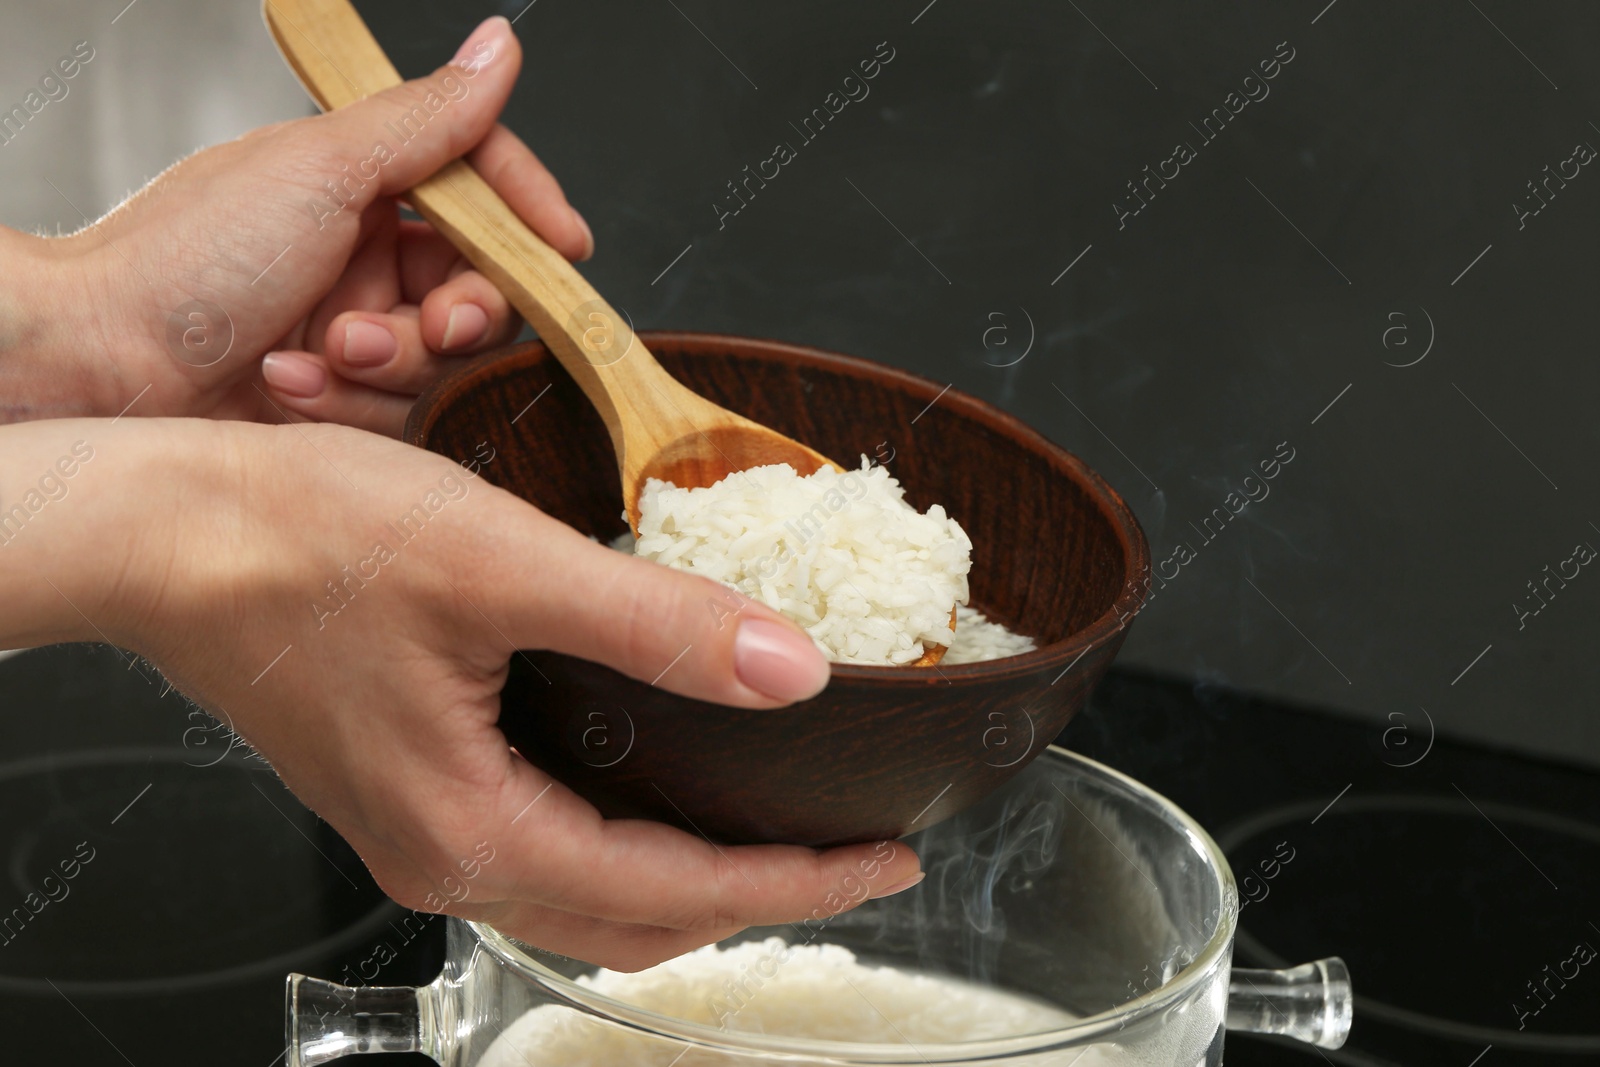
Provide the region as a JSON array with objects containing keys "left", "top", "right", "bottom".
[
  {"left": 286, "top": 974, "right": 442, "bottom": 1066},
  {"left": 1225, "top": 957, "right": 1352, "bottom": 1049}
]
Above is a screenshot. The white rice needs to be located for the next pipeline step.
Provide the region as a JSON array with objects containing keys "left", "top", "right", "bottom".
[
  {"left": 633, "top": 460, "right": 969, "bottom": 665},
  {"left": 478, "top": 938, "right": 1080, "bottom": 1067},
  {"left": 623, "top": 462, "right": 1035, "bottom": 665},
  {"left": 945, "top": 604, "right": 1038, "bottom": 664}
]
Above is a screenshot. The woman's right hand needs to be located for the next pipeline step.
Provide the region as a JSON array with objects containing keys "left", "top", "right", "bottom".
[
  {"left": 0, "top": 16, "right": 587, "bottom": 437},
  {"left": 0, "top": 416, "right": 923, "bottom": 970}
]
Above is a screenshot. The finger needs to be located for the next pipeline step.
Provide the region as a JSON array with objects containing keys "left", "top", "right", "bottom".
[
  {"left": 481, "top": 756, "right": 923, "bottom": 932},
  {"left": 397, "top": 221, "right": 471, "bottom": 303},
  {"left": 474, "top": 516, "right": 832, "bottom": 708},
  {"left": 260, "top": 350, "right": 415, "bottom": 437},
  {"left": 304, "top": 202, "right": 403, "bottom": 353},
  {"left": 324, "top": 307, "right": 423, "bottom": 388},
  {"left": 323, "top": 300, "right": 512, "bottom": 393},
  {"left": 469, "top": 124, "right": 593, "bottom": 261},
  {"left": 418, "top": 269, "right": 521, "bottom": 354},
  {"left": 462, "top": 898, "right": 731, "bottom": 973},
  {"left": 300, "top": 17, "right": 524, "bottom": 222}
]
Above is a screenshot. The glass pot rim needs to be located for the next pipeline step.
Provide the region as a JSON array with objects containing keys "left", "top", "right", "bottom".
[{"left": 467, "top": 746, "right": 1240, "bottom": 1061}]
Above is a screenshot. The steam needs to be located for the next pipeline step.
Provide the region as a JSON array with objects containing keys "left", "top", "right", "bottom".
[
  {"left": 828, "top": 764, "right": 1186, "bottom": 1005},
  {"left": 914, "top": 789, "right": 1063, "bottom": 982}
]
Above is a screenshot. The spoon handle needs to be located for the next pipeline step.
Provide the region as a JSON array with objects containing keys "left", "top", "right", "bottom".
[{"left": 263, "top": 0, "right": 685, "bottom": 453}]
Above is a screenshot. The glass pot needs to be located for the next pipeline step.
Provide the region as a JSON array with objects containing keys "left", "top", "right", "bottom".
[{"left": 286, "top": 747, "right": 1351, "bottom": 1066}]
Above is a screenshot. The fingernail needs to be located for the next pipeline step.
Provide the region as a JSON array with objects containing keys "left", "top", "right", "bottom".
[
  {"left": 571, "top": 209, "right": 595, "bottom": 261},
  {"left": 442, "top": 304, "right": 490, "bottom": 351},
  {"left": 262, "top": 352, "right": 326, "bottom": 398},
  {"left": 876, "top": 872, "right": 925, "bottom": 898},
  {"left": 342, "top": 320, "right": 397, "bottom": 367},
  {"left": 453, "top": 16, "right": 508, "bottom": 68},
  {"left": 734, "top": 618, "right": 829, "bottom": 703}
]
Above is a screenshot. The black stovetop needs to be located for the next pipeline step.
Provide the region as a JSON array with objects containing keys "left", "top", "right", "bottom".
[
  {"left": 1060, "top": 673, "right": 1600, "bottom": 1066},
  {"left": 1, "top": 644, "right": 1595, "bottom": 1065}
]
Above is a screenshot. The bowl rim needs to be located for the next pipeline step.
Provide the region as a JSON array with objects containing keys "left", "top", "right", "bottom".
[
  {"left": 467, "top": 744, "right": 1239, "bottom": 1060},
  {"left": 405, "top": 330, "right": 1152, "bottom": 685}
]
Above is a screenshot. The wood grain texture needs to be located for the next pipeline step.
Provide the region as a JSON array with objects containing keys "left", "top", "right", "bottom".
[{"left": 407, "top": 333, "right": 1151, "bottom": 846}]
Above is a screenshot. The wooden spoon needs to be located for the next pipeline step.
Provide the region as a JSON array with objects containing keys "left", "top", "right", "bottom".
[{"left": 263, "top": 0, "right": 952, "bottom": 665}]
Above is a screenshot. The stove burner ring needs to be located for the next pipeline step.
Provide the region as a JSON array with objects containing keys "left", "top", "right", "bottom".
[
  {"left": 1217, "top": 792, "right": 1600, "bottom": 1055},
  {"left": 0, "top": 746, "right": 404, "bottom": 998}
]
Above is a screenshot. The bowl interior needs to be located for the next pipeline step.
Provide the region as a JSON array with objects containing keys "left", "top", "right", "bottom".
[{"left": 410, "top": 332, "right": 1139, "bottom": 654}]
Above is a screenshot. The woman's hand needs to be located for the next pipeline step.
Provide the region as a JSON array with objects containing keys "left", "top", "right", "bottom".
[
  {"left": 5, "top": 16, "right": 582, "bottom": 437},
  {"left": 0, "top": 416, "right": 924, "bottom": 970}
]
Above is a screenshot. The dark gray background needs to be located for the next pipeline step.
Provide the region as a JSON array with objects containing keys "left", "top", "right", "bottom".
[
  {"left": 363, "top": 0, "right": 1600, "bottom": 766},
  {"left": 3, "top": 0, "right": 1594, "bottom": 768}
]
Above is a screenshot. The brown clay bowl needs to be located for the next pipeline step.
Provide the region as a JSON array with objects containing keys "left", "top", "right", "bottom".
[{"left": 405, "top": 332, "right": 1149, "bottom": 847}]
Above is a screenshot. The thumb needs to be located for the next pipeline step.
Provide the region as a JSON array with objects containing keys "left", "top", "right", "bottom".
[
  {"left": 487, "top": 515, "right": 832, "bottom": 708},
  {"left": 298, "top": 16, "right": 522, "bottom": 212}
]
